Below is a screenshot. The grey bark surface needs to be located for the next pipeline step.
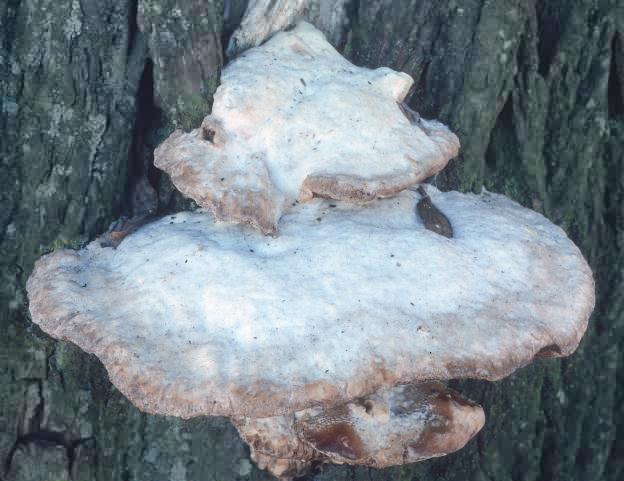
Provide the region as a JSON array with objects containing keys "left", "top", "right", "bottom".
[{"left": 1, "top": 1, "right": 622, "bottom": 480}]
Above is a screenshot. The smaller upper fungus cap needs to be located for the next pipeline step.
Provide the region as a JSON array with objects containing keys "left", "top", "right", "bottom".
[
  {"left": 154, "top": 22, "right": 459, "bottom": 234},
  {"left": 26, "top": 189, "right": 594, "bottom": 419}
]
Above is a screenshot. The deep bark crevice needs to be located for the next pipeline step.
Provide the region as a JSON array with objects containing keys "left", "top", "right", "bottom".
[
  {"left": 127, "top": 0, "right": 139, "bottom": 55},
  {"left": 1, "top": 0, "right": 21, "bottom": 62},
  {"left": 222, "top": 0, "right": 249, "bottom": 58},
  {"left": 120, "top": 451, "right": 130, "bottom": 481},
  {"left": 5, "top": 432, "right": 92, "bottom": 475},
  {"left": 484, "top": 92, "right": 514, "bottom": 180},
  {"left": 338, "top": 0, "right": 359, "bottom": 52},
  {"left": 4, "top": 377, "right": 92, "bottom": 479},
  {"left": 535, "top": 0, "right": 565, "bottom": 77},
  {"left": 608, "top": 33, "right": 624, "bottom": 119},
  {"left": 126, "top": 58, "right": 163, "bottom": 217}
]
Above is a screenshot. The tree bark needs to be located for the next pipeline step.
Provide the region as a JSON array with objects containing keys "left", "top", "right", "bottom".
[{"left": 1, "top": 1, "right": 622, "bottom": 480}]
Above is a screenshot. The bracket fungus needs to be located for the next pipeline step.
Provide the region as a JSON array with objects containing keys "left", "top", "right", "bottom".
[
  {"left": 27, "top": 22, "right": 594, "bottom": 481},
  {"left": 154, "top": 22, "right": 459, "bottom": 235},
  {"left": 232, "top": 382, "right": 485, "bottom": 478}
]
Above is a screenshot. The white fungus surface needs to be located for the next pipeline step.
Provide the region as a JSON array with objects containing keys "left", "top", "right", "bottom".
[
  {"left": 154, "top": 22, "right": 459, "bottom": 234},
  {"left": 27, "top": 189, "right": 594, "bottom": 418}
]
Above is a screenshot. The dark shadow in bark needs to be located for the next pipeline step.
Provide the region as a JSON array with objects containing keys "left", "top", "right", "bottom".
[{"left": 608, "top": 34, "right": 624, "bottom": 118}]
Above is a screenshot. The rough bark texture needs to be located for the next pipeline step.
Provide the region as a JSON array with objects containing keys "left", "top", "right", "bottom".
[{"left": 1, "top": 1, "right": 622, "bottom": 480}]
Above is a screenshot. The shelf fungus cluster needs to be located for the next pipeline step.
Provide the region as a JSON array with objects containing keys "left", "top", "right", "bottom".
[{"left": 27, "top": 22, "right": 594, "bottom": 480}]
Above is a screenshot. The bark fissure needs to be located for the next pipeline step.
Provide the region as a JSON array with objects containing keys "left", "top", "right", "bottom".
[
  {"left": 608, "top": 33, "right": 624, "bottom": 118},
  {"left": 126, "top": 57, "right": 161, "bottom": 217},
  {"left": 127, "top": 0, "right": 139, "bottom": 55},
  {"left": 4, "top": 376, "right": 93, "bottom": 479}
]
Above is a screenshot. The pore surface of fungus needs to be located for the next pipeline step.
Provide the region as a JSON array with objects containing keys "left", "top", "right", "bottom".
[
  {"left": 154, "top": 22, "right": 459, "bottom": 234},
  {"left": 27, "top": 189, "right": 593, "bottom": 421}
]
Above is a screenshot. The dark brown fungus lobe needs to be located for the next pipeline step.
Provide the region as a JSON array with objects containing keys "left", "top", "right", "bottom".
[
  {"left": 233, "top": 383, "right": 483, "bottom": 478},
  {"left": 301, "top": 422, "right": 365, "bottom": 460},
  {"left": 289, "top": 382, "right": 484, "bottom": 469},
  {"left": 406, "top": 383, "right": 483, "bottom": 461}
]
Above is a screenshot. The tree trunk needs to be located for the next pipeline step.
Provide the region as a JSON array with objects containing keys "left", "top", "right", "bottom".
[{"left": 1, "top": 1, "right": 622, "bottom": 480}]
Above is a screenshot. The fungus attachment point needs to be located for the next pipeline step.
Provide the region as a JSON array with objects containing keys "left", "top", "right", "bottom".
[
  {"left": 99, "top": 214, "right": 156, "bottom": 249},
  {"left": 398, "top": 102, "right": 422, "bottom": 127},
  {"left": 416, "top": 185, "right": 454, "bottom": 238}
]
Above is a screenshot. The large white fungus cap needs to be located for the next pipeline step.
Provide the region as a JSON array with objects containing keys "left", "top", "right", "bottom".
[
  {"left": 27, "top": 189, "right": 593, "bottom": 420},
  {"left": 154, "top": 22, "right": 460, "bottom": 234}
]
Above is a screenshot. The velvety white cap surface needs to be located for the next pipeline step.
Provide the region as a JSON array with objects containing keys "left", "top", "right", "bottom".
[
  {"left": 26, "top": 189, "right": 594, "bottom": 418},
  {"left": 154, "top": 22, "right": 459, "bottom": 234}
]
